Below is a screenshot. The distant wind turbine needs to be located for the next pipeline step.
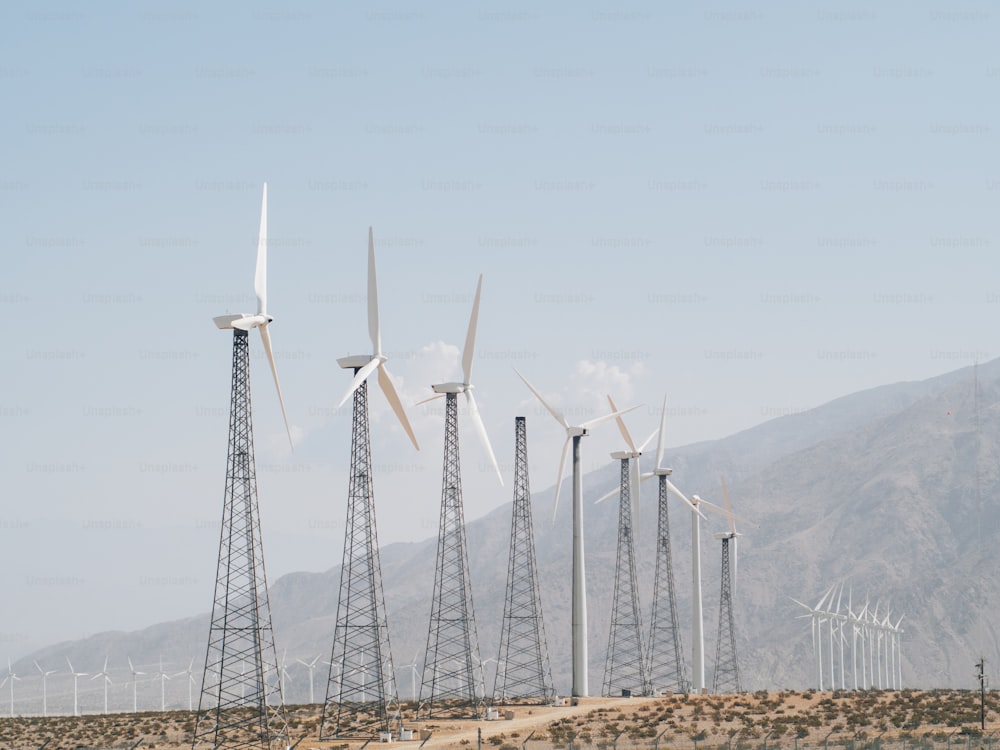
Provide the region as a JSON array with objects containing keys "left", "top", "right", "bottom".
[
  {"left": 89, "top": 657, "right": 112, "bottom": 714},
  {"left": 66, "top": 658, "right": 88, "bottom": 717},
  {"left": 127, "top": 657, "right": 146, "bottom": 713},
  {"left": 174, "top": 659, "right": 196, "bottom": 711},
  {"left": 34, "top": 661, "right": 56, "bottom": 717},
  {"left": 1, "top": 659, "right": 20, "bottom": 717},
  {"left": 155, "top": 656, "right": 171, "bottom": 712},
  {"left": 296, "top": 655, "right": 321, "bottom": 705}
]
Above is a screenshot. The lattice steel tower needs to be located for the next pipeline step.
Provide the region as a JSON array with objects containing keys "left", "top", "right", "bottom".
[
  {"left": 419, "top": 393, "right": 485, "bottom": 717},
  {"left": 647, "top": 469, "right": 689, "bottom": 694},
  {"left": 602, "top": 457, "right": 649, "bottom": 697},
  {"left": 320, "top": 378, "right": 398, "bottom": 738},
  {"left": 193, "top": 329, "right": 289, "bottom": 750},
  {"left": 712, "top": 533, "right": 742, "bottom": 693},
  {"left": 319, "top": 228, "right": 418, "bottom": 738},
  {"left": 494, "top": 417, "right": 555, "bottom": 704}
]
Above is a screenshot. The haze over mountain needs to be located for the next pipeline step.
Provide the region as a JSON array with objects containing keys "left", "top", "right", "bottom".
[{"left": 14, "top": 359, "right": 999, "bottom": 713}]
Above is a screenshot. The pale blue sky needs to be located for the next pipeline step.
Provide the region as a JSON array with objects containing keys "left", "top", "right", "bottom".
[{"left": 1, "top": 1, "right": 997, "bottom": 657}]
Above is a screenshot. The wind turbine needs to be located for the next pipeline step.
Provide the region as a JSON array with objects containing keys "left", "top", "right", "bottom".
[
  {"left": 34, "top": 661, "right": 56, "bottom": 717},
  {"left": 632, "top": 395, "right": 705, "bottom": 695},
  {"left": 89, "top": 657, "right": 112, "bottom": 714},
  {"left": 155, "top": 656, "right": 171, "bottom": 712},
  {"left": 322, "top": 228, "right": 415, "bottom": 739},
  {"left": 1, "top": 659, "right": 19, "bottom": 717},
  {"left": 127, "top": 657, "right": 146, "bottom": 713},
  {"left": 594, "top": 395, "right": 653, "bottom": 696},
  {"left": 847, "top": 587, "right": 859, "bottom": 690},
  {"left": 710, "top": 478, "right": 747, "bottom": 694},
  {"left": 296, "top": 655, "right": 320, "bottom": 704},
  {"left": 892, "top": 615, "right": 903, "bottom": 690},
  {"left": 419, "top": 275, "right": 503, "bottom": 717},
  {"left": 66, "top": 658, "right": 88, "bottom": 717},
  {"left": 690, "top": 487, "right": 754, "bottom": 693},
  {"left": 515, "top": 370, "right": 638, "bottom": 697},
  {"left": 278, "top": 649, "right": 292, "bottom": 702},
  {"left": 195, "top": 182, "right": 291, "bottom": 749},
  {"left": 790, "top": 586, "right": 835, "bottom": 690},
  {"left": 397, "top": 652, "right": 420, "bottom": 702},
  {"left": 831, "top": 584, "right": 846, "bottom": 691},
  {"left": 174, "top": 659, "right": 196, "bottom": 711}
]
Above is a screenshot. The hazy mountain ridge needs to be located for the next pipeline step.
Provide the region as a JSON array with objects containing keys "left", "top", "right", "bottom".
[{"left": 13, "top": 361, "right": 1000, "bottom": 712}]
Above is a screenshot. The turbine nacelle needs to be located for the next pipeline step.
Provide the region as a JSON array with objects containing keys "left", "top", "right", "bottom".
[
  {"left": 610, "top": 450, "right": 641, "bottom": 460},
  {"left": 567, "top": 426, "right": 589, "bottom": 438},
  {"left": 654, "top": 467, "right": 673, "bottom": 476},
  {"left": 338, "top": 353, "right": 385, "bottom": 370},
  {"left": 213, "top": 313, "right": 272, "bottom": 331},
  {"left": 431, "top": 382, "right": 470, "bottom": 394}
]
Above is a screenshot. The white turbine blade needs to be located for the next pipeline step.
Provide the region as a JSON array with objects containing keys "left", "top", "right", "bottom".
[
  {"left": 655, "top": 394, "right": 668, "bottom": 469},
  {"left": 607, "top": 395, "right": 637, "bottom": 453},
  {"left": 638, "top": 428, "right": 658, "bottom": 453},
  {"left": 515, "top": 369, "right": 568, "bottom": 428},
  {"left": 462, "top": 274, "right": 483, "bottom": 385},
  {"left": 789, "top": 597, "right": 814, "bottom": 613},
  {"left": 594, "top": 485, "right": 620, "bottom": 505},
  {"left": 815, "top": 584, "right": 837, "bottom": 611},
  {"left": 415, "top": 393, "right": 447, "bottom": 407},
  {"left": 666, "top": 479, "right": 707, "bottom": 519},
  {"left": 259, "top": 324, "right": 294, "bottom": 449},
  {"left": 367, "top": 227, "right": 381, "bottom": 355},
  {"left": 34, "top": 661, "right": 43, "bottom": 676},
  {"left": 551, "top": 436, "right": 572, "bottom": 522},
  {"left": 465, "top": 390, "right": 502, "bottom": 486},
  {"left": 720, "top": 476, "right": 737, "bottom": 535},
  {"left": 337, "top": 356, "right": 381, "bottom": 409},
  {"left": 378, "top": 363, "right": 420, "bottom": 451},
  {"left": 580, "top": 404, "right": 641, "bottom": 431},
  {"left": 254, "top": 183, "right": 267, "bottom": 315},
  {"left": 698, "top": 496, "right": 755, "bottom": 527}
]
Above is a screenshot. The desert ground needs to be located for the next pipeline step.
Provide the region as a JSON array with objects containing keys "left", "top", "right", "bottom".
[{"left": 2, "top": 690, "right": 999, "bottom": 750}]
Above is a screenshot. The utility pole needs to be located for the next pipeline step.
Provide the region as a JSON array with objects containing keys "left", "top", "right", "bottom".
[{"left": 977, "top": 657, "right": 986, "bottom": 731}]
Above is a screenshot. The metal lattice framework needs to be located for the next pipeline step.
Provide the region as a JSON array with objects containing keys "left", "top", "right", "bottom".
[
  {"left": 647, "top": 474, "right": 689, "bottom": 694},
  {"left": 193, "top": 329, "right": 289, "bottom": 750},
  {"left": 419, "top": 393, "right": 484, "bottom": 718},
  {"left": 494, "top": 417, "right": 555, "bottom": 704},
  {"left": 712, "top": 536, "right": 742, "bottom": 693},
  {"left": 321, "top": 378, "right": 398, "bottom": 738},
  {"left": 602, "top": 459, "right": 649, "bottom": 697}
]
